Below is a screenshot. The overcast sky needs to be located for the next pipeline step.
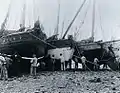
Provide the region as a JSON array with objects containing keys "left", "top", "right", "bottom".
[{"left": 0, "top": 0, "right": 120, "bottom": 41}]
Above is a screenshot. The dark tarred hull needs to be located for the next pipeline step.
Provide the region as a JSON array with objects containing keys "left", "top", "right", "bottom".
[
  {"left": 76, "top": 42, "right": 118, "bottom": 70},
  {"left": 0, "top": 31, "right": 47, "bottom": 57}
]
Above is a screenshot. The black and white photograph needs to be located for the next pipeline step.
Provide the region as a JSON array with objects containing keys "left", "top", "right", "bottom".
[{"left": 0, "top": 0, "right": 120, "bottom": 92}]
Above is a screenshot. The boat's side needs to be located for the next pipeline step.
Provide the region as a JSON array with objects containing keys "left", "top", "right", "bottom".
[
  {"left": 48, "top": 47, "right": 74, "bottom": 61},
  {"left": 0, "top": 31, "right": 47, "bottom": 57},
  {"left": 75, "top": 42, "right": 119, "bottom": 70},
  {"left": 45, "top": 39, "right": 75, "bottom": 70},
  {"left": 47, "top": 39, "right": 75, "bottom": 49}
]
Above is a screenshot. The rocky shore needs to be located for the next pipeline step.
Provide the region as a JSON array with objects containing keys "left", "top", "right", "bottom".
[{"left": 0, "top": 71, "right": 120, "bottom": 93}]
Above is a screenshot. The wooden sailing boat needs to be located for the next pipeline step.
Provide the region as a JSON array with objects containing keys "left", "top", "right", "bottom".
[
  {"left": 0, "top": 1, "right": 47, "bottom": 57},
  {"left": 75, "top": 0, "right": 120, "bottom": 70},
  {"left": 45, "top": 0, "right": 87, "bottom": 70},
  {"left": 46, "top": 0, "right": 120, "bottom": 71}
]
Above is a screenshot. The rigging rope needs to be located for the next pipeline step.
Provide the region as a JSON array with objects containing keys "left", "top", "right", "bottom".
[
  {"left": 73, "top": 41, "right": 92, "bottom": 71},
  {"left": 54, "top": 0, "right": 60, "bottom": 35},
  {"left": 1, "top": 0, "right": 13, "bottom": 31},
  {"left": 91, "top": 0, "right": 96, "bottom": 40},
  {"left": 62, "top": 0, "right": 87, "bottom": 39},
  {"left": 73, "top": 55, "right": 99, "bottom": 66},
  {"left": 60, "top": 20, "right": 64, "bottom": 39},
  {"left": 29, "top": 32, "right": 92, "bottom": 71},
  {"left": 73, "top": 55, "right": 92, "bottom": 71},
  {"left": 73, "top": 54, "right": 117, "bottom": 71},
  {"left": 29, "top": 31, "right": 92, "bottom": 71},
  {"left": 28, "top": 32, "right": 56, "bottom": 48},
  {"left": 60, "top": 17, "right": 66, "bottom": 39},
  {"left": 100, "top": 50, "right": 106, "bottom": 60},
  {"left": 75, "top": 0, "right": 91, "bottom": 38},
  {"left": 97, "top": 1, "right": 105, "bottom": 41}
]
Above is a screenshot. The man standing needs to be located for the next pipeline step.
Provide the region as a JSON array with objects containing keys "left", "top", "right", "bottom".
[
  {"left": 0, "top": 55, "right": 8, "bottom": 80},
  {"left": 11, "top": 53, "right": 21, "bottom": 76},
  {"left": 74, "top": 57, "right": 78, "bottom": 70},
  {"left": 93, "top": 58, "right": 99, "bottom": 71},
  {"left": 30, "top": 54, "right": 38, "bottom": 76},
  {"left": 4, "top": 56, "right": 12, "bottom": 78},
  {"left": 81, "top": 56, "right": 87, "bottom": 70},
  {"left": 22, "top": 54, "right": 43, "bottom": 76},
  {"left": 60, "top": 55, "right": 65, "bottom": 71}
]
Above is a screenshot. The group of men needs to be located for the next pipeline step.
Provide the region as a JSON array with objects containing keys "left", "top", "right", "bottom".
[
  {"left": 73, "top": 55, "right": 108, "bottom": 71},
  {"left": 0, "top": 52, "right": 109, "bottom": 80},
  {"left": 0, "top": 53, "right": 43, "bottom": 80},
  {"left": 60, "top": 54, "right": 108, "bottom": 71}
]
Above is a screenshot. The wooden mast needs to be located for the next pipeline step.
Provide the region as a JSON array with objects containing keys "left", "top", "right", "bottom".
[
  {"left": 0, "top": 1, "right": 11, "bottom": 36},
  {"left": 60, "top": 20, "right": 65, "bottom": 38},
  {"left": 54, "top": 0, "right": 60, "bottom": 35},
  {"left": 91, "top": 0, "right": 95, "bottom": 42},
  {"left": 19, "top": 1, "right": 26, "bottom": 31},
  {"left": 62, "top": 0, "right": 87, "bottom": 39}
]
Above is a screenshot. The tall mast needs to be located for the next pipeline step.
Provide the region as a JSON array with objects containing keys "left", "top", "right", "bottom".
[
  {"left": 91, "top": 0, "right": 96, "bottom": 42},
  {"left": 54, "top": 0, "right": 60, "bottom": 35},
  {"left": 0, "top": 1, "right": 11, "bottom": 35},
  {"left": 20, "top": 1, "right": 26, "bottom": 29},
  {"left": 60, "top": 20, "right": 65, "bottom": 38},
  {"left": 62, "top": 0, "right": 87, "bottom": 39},
  {"left": 1, "top": 11, "right": 9, "bottom": 32}
]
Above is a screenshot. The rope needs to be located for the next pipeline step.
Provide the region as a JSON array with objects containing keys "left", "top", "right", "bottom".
[
  {"left": 75, "top": 0, "right": 91, "bottom": 37},
  {"left": 28, "top": 32, "right": 56, "bottom": 48},
  {"left": 100, "top": 56, "right": 115, "bottom": 63},
  {"left": 1, "top": 0, "right": 13, "bottom": 32},
  {"left": 73, "top": 54, "right": 117, "bottom": 71},
  {"left": 62, "top": 0, "right": 87, "bottom": 39},
  {"left": 73, "top": 55, "right": 99, "bottom": 66},
  {"left": 73, "top": 40, "right": 93, "bottom": 71},
  {"left": 100, "top": 50, "right": 106, "bottom": 60},
  {"left": 82, "top": 61, "right": 92, "bottom": 71},
  {"left": 74, "top": 42, "right": 81, "bottom": 57},
  {"left": 60, "top": 19, "right": 65, "bottom": 38},
  {"left": 97, "top": 2, "right": 105, "bottom": 41},
  {"left": 73, "top": 54, "right": 92, "bottom": 71}
]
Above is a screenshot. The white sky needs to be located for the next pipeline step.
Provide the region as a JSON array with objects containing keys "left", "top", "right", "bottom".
[{"left": 0, "top": 0, "right": 120, "bottom": 41}]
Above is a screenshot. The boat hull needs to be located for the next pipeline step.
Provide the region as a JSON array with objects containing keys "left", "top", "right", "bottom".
[
  {"left": 76, "top": 42, "right": 118, "bottom": 70},
  {"left": 0, "top": 31, "right": 47, "bottom": 57},
  {"left": 45, "top": 39, "right": 75, "bottom": 70}
]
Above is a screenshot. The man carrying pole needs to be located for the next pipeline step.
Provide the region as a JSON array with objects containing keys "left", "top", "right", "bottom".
[{"left": 22, "top": 54, "right": 43, "bottom": 76}]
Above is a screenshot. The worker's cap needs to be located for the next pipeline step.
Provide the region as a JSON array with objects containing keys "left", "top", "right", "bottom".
[{"left": 33, "top": 54, "right": 36, "bottom": 57}]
